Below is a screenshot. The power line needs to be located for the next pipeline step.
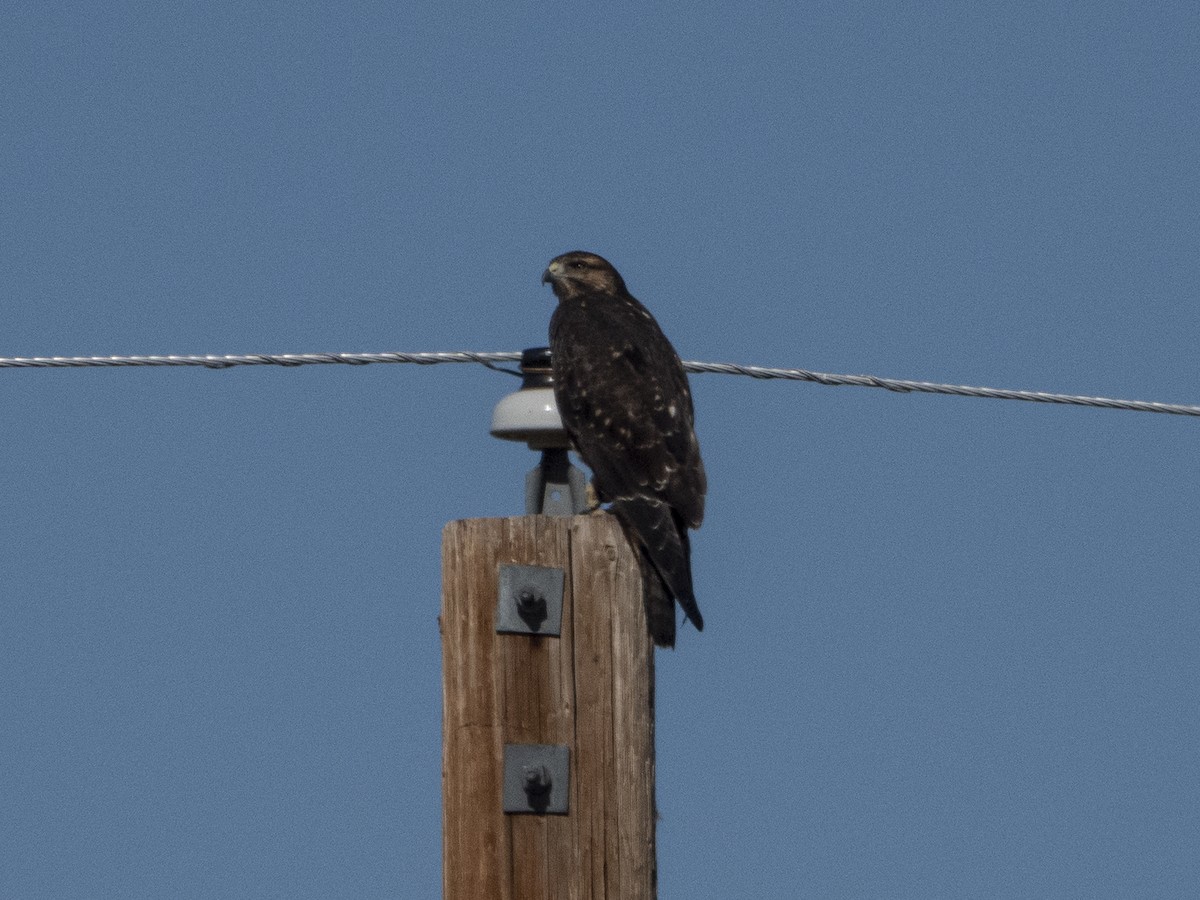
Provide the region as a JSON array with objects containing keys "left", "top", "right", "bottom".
[
  {"left": 0, "top": 350, "right": 519, "bottom": 370},
  {"left": 681, "top": 361, "right": 1200, "bottom": 418},
  {"left": 1, "top": 349, "right": 1197, "bottom": 418}
]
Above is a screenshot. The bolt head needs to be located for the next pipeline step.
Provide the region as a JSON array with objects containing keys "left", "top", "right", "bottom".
[{"left": 522, "top": 764, "right": 552, "bottom": 795}]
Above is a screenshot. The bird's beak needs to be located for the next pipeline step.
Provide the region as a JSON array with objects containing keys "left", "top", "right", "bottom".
[
  {"left": 541, "top": 268, "right": 553, "bottom": 285},
  {"left": 541, "top": 259, "right": 562, "bottom": 285}
]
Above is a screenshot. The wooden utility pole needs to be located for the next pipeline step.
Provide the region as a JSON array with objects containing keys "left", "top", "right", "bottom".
[{"left": 441, "top": 514, "right": 656, "bottom": 899}]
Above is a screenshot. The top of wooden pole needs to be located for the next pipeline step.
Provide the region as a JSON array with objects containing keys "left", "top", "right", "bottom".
[{"left": 442, "top": 514, "right": 656, "bottom": 899}]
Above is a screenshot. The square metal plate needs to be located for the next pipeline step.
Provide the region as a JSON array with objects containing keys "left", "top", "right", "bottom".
[
  {"left": 496, "top": 563, "right": 564, "bottom": 636},
  {"left": 502, "top": 743, "right": 570, "bottom": 814}
]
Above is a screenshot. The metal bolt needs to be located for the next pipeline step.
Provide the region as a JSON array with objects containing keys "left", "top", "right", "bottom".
[
  {"left": 522, "top": 764, "right": 552, "bottom": 796},
  {"left": 515, "top": 588, "right": 547, "bottom": 627}
]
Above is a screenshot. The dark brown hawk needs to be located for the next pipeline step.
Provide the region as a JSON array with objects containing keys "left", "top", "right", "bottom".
[{"left": 543, "top": 251, "right": 706, "bottom": 647}]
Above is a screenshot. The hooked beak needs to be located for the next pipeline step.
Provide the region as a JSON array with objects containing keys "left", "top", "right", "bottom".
[{"left": 541, "top": 259, "right": 563, "bottom": 285}]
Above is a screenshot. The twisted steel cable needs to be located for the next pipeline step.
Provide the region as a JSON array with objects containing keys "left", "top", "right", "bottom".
[{"left": 1, "top": 350, "right": 1196, "bottom": 418}]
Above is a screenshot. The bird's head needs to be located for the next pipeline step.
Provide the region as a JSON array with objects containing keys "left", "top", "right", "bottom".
[{"left": 542, "top": 251, "right": 627, "bottom": 300}]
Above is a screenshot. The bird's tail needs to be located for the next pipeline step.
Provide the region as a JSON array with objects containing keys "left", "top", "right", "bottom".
[
  {"left": 609, "top": 496, "right": 704, "bottom": 647},
  {"left": 637, "top": 554, "right": 677, "bottom": 648}
]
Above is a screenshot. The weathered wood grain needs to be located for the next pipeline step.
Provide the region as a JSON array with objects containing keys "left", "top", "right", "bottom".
[{"left": 442, "top": 515, "right": 655, "bottom": 899}]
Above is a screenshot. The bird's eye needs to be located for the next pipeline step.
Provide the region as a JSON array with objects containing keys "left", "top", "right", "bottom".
[{"left": 569, "top": 260, "right": 586, "bottom": 270}]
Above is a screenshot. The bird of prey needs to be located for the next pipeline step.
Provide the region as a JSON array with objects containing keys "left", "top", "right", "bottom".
[{"left": 542, "top": 251, "right": 706, "bottom": 647}]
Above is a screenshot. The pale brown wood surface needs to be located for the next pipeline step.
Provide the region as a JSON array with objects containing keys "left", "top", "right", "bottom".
[{"left": 442, "top": 515, "right": 655, "bottom": 900}]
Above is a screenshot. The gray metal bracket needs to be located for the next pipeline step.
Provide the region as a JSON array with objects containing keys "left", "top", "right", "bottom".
[
  {"left": 525, "top": 447, "right": 589, "bottom": 516},
  {"left": 502, "top": 743, "right": 570, "bottom": 814},
  {"left": 496, "top": 563, "right": 564, "bottom": 636}
]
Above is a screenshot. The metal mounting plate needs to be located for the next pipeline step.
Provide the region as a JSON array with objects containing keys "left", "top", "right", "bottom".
[
  {"left": 502, "top": 743, "right": 570, "bottom": 814},
  {"left": 496, "top": 563, "right": 564, "bottom": 636}
]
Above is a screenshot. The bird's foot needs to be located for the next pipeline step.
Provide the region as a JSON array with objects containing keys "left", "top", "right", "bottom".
[{"left": 584, "top": 481, "right": 605, "bottom": 515}]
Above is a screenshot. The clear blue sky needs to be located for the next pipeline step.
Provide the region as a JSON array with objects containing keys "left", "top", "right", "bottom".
[{"left": 3, "top": 3, "right": 1198, "bottom": 897}]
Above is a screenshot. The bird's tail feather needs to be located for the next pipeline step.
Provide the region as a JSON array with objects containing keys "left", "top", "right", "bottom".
[
  {"left": 609, "top": 497, "right": 704, "bottom": 646},
  {"left": 638, "top": 554, "right": 677, "bottom": 648}
]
